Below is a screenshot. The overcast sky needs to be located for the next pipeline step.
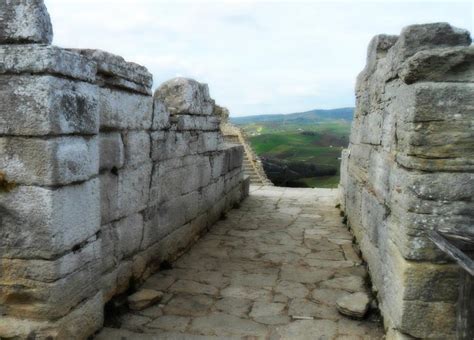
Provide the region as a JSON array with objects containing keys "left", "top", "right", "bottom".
[{"left": 45, "top": 0, "right": 473, "bottom": 117}]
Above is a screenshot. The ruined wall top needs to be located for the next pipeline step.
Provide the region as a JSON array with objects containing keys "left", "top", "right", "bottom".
[
  {"left": 359, "top": 22, "right": 472, "bottom": 86},
  {"left": 0, "top": 0, "right": 53, "bottom": 44}
]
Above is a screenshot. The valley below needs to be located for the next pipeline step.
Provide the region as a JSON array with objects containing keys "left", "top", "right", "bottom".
[{"left": 231, "top": 108, "right": 353, "bottom": 188}]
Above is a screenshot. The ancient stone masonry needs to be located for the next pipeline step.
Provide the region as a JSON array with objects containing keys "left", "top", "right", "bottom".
[
  {"left": 0, "top": 1, "right": 248, "bottom": 339},
  {"left": 340, "top": 23, "right": 474, "bottom": 339}
]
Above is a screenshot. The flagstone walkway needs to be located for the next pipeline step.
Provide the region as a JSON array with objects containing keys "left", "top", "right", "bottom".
[{"left": 96, "top": 186, "right": 384, "bottom": 339}]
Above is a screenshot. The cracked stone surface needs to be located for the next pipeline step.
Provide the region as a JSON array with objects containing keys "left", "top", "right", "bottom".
[{"left": 96, "top": 186, "right": 384, "bottom": 339}]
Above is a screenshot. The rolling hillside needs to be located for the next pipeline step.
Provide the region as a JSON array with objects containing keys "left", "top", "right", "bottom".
[{"left": 232, "top": 107, "right": 354, "bottom": 188}]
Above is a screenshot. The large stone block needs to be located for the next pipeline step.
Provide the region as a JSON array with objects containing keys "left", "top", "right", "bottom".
[
  {"left": 0, "top": 136, "right": 98, "bottom": 186},
  {"left": 150, "top": 157, "right": 211, "bottom": 204},
  {"left": 0, "top": 178, "right": 100, "bottom": 259},
  {"left": 199, "top": 177, "right": 225, "bottom": 214},
  {"left": 0, "top": 75, "right": 98, "bottom": 136},
  {"left": 400, "top": 46, "right": 474, "bottom": 84},
  {"left": 0, "top": 256, "right": 101, "bottom": 319},
  {"left": 73, "top": 49, "right": 153, "bottom": 94},
  {"left": 0, "top": 237, "right": 101, "bottom": 284},
  {"left": 0, "top": 291, "right": 103, "bottom": 340},
  {"left": 99, "top": 132, "right": 124, "bottom": 171},
  {"left": 0, "top": 45, "right": 96, "bottom": 82},
  {"left": 151, "top": 131, "right": 199, "bottom": 161},
  {"left": 0, "top": 0, "right": 53, "bottom": 44},
  {"left": 152, "top": 97, "right": 170, "bottom": 130},
  {"left": 142, "top": 191, "right": 200, "bottom": 248},
  {"left": 388, "top": 23, "right": 471, "bottom": 65},
  {"left": 98, "top": 87, "right": 152, "bottom": 130},
  {"left": 198, "top": 131, "right": 223, "bottom": 153},
  {"left": 171, "top": 114, "right": 220, "bottom": 131},
  {"left": 155, "top": 78, "right": 215, "bottom": 115},
  {"left": 100, "top": 161, "right": 152, "bottom": 224},
  {"left": 122, "top": 131, "right": 151, "bottom": 167},
  {"left": 114, "top": 213, "right": 144, "bottom": 259}
]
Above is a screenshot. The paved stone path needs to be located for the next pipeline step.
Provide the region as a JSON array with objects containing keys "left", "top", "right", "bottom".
[{"left": 96, "top": 186, "right": 384, "bottom": 339}]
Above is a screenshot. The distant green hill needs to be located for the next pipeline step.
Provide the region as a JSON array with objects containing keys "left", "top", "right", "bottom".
[{"left": 231, "top": 107, "right": 354, "bottom": 125}]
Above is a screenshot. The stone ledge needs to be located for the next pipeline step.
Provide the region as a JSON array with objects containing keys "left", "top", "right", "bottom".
[
  {"left": 400, "top": 46, "right": 474, "bottom": 84},
  {"left": 0, "top": 45, "right": 96, "bottom": 82},
  {"left": 72, "top": 49, "right": 153, "bottom": 94}
]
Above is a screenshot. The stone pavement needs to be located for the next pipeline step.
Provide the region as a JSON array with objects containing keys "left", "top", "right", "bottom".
[{"left": 96, "top": 186, "right": 384, "bottom": 339}]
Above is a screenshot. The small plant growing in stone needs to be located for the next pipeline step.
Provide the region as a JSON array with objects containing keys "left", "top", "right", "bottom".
[{"left": 0, "top": 171, "right": 16, "bottom": 193}]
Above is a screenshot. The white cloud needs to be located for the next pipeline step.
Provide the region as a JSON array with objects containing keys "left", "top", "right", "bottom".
[{"left": 45, "top": 0, "right": 473, "bottom": 116}]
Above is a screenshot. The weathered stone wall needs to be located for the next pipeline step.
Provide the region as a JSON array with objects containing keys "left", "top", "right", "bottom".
[
  {"left": 340, "top": 23, "right": 473, "bottom": 339},
  {"left": 0, "top": 2, "right": 248, "bottom": 339}
]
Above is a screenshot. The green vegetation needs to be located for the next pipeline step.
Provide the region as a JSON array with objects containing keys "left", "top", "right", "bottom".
[{"left": 232, "top": 110, "right": 353, "bottom": 188}]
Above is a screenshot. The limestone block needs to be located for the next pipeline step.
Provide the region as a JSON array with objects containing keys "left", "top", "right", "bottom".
[
  {"left": 0, "top": 0, "right": 53, "bottom": 44},
  {"left": 142, "top": 191, "right": 200, "bottom": 248},
  {"left": 390, "top": 242, "right": 459, "bottom": 303},
  {"left": 225, "top": 183, "right": 244, "bottom": 211},
  {"left": 0, "top": 45, "right": 96, "bottom": 82},
  {"left": 99, "top": 87, "right": 152, "bottom": 130},
  {"left": 152, "top": 97, "right": 171, "bottom": 130},
  {"left": 118, "top": 162, "right": 152, "bottom": 216},
  {"left": 0, "top": 75, "right": 98, "bottom": 136},
  {"left": 0, "top": 178, "right": 100, "bottom": 259},
  {"left": 151, "top": 131, "right": 199, "bottom": 161},
  {"left": 389, "top": 23, "right": 471, "bottom": 64},
  {"left": 122, "top": 131, "right": 151, "bottom": 167},
  {"left": 141, "top": 213, "right": 208, "bottom": 266},
  {"left": 241, "top": 175, "right": 250, "bottom": 200},
  {"left": 0, "top": 291, "right": 103, "bottom": 340},
  {"left": 150, "top": 157, "right": 211, "bottom": 203},
  {"left": 213, "top": 105, "right": 230, "bottom": 123},
  {"left": 362, "top": 34, "right": 399, "bottom": 77},
  {"left": 0, "top": 136, "right": 98, "bottom": 186},
  {"left": 360, "top": 189, "right": 388, "bottom": 247},
  {"left": 350, "top": 110, "right": 383, "bottom": 146},
  {"left": 396, "top": 154, "right": 474, "bottom": 172},
  {"left": 200, "top": 178, "right": 225, "bottom": 214},
  {"left": 400, "top": 301, "right": 456, "bottom": 338},
  {"left": 386, "top": 211, "right": 471, "bottom": 261},
  {"left": 99, "top": 132, "right": 124, "bottom": 171},
  {"left": 390, "top": 167, "right": 473, "bottom": 202},
  {"left": 171, "top": 115, "right": 220, "bottom": 131},
  {"left": 347, "top": 143, "right": 371, "bottom": 175},
  {"left": 155, "top": 78, "right": 215, "bottom": 115},
  {"left": 367, "top": 149, "right": 392, "bottom": 199},
  {"left": 396, "top": 119, "right": 473, "bottom": 160},
  {"left": 114, "top": 213, "right": 144, "bottom": 259},
  {"left": 150, "top": 130, "right": 168, "bottom": 160},
  {"left": 209, "top": 151, "right": 226, "bottom": 179},
  {"left": 226, "top": 144, "right": 244, "bottom": 171},
  {"left": 0, "top": 258, "right": 101, "bottom": 320},
  {"left": 100, "top": 223, "right": 118, "bottom": 272},
  {"left": 224, "top": 168, "right": 244, "bottom": 194},
  {"left": 100, "top": 172, "right": 120, "bottom": 224},
  {"left": 0, "top": 237, "right": 101, "bottom": 284},
  {"left": 400, "top": 46, "right": 474, "bottom": 84},
  {"left": 73, "top": 49, "right": 153, "bottom": 94},
  {"left": 198, "top": 131, "right": 223, "bottom": 153}
]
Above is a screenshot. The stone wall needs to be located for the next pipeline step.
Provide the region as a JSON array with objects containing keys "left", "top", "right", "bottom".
[
  {"left": 340, "top": 23, "right": 473, "bottom": 339},
  {"left": 0, "top": 2, "right": 248, "bottom": 338}
]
